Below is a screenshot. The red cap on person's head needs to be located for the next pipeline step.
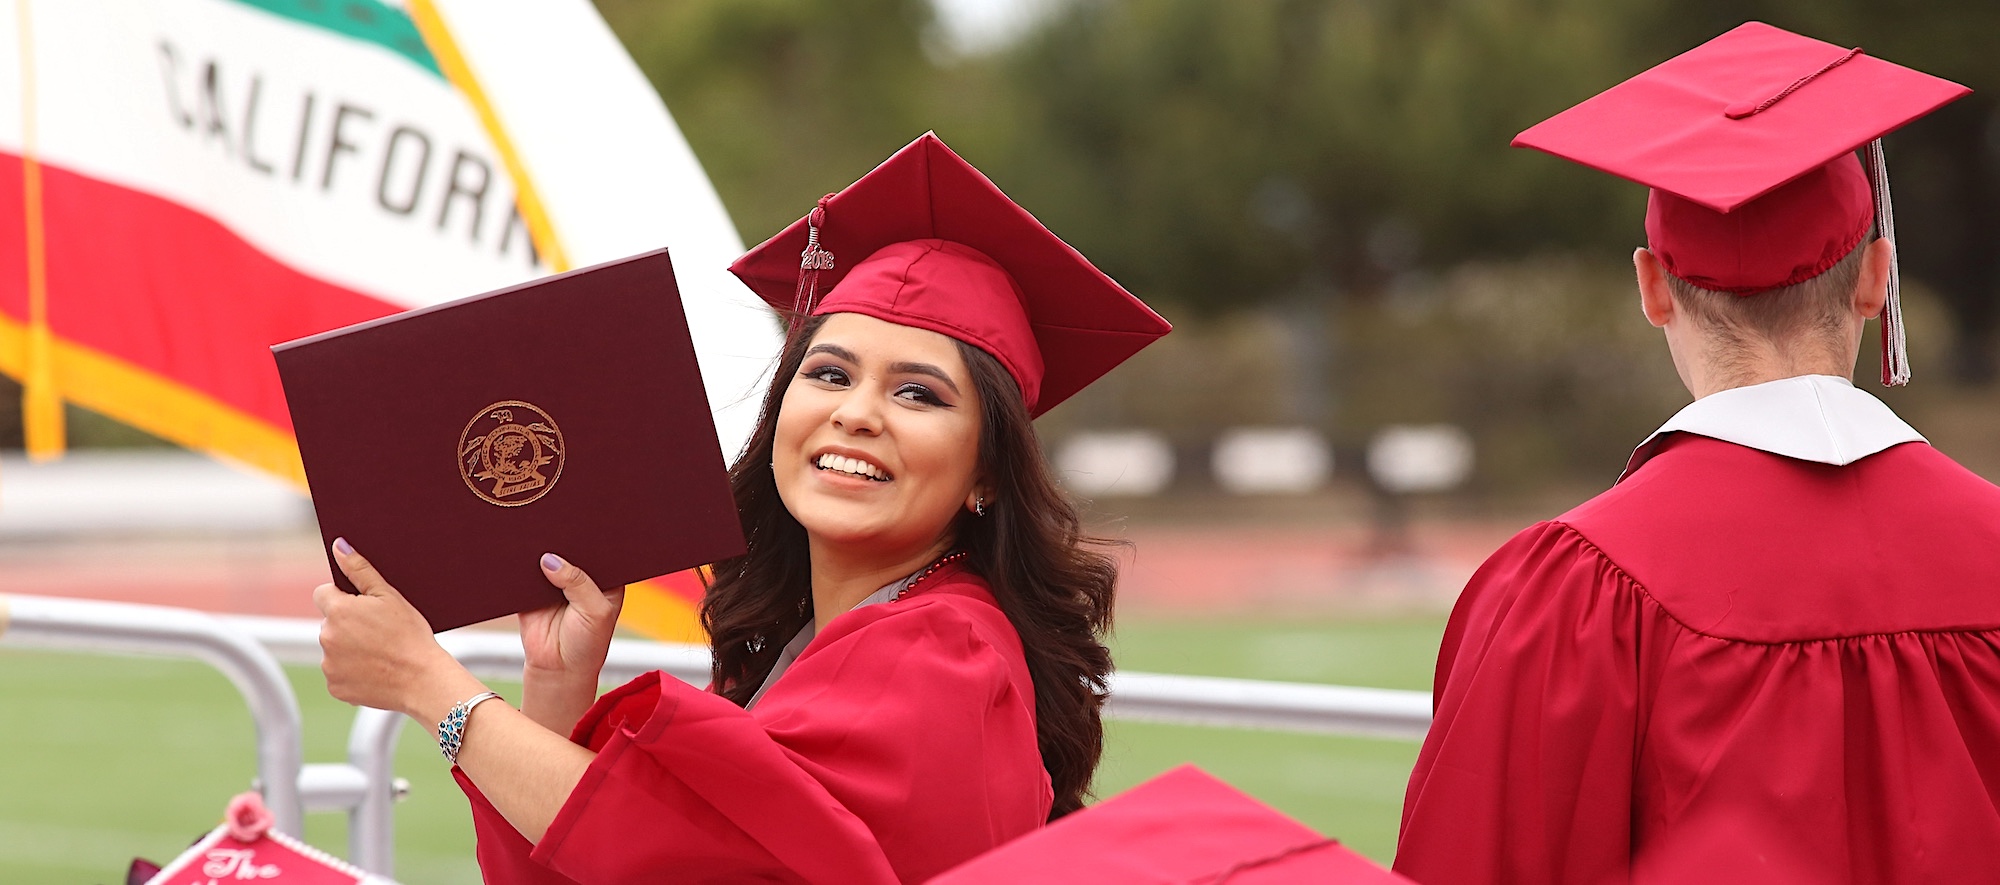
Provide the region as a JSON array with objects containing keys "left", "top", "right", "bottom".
[
  {"left": 1512, "top": 21, "right": 1971, "bottom": 384},
  {"left": 1515, "top": 21, "right": 1968, "bottom": 292},
  {"left": 729, "top": 133, "right": 1172, "bottom": 417}
]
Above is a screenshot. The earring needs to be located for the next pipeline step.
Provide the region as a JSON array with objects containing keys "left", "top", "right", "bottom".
[{"left": 974, "top": 496, "right": 986, "bottom": 517}]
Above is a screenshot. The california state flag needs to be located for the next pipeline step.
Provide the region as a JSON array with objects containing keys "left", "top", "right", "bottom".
[{"left": 0, "top": 0, "right": 777, "bottom": 641}]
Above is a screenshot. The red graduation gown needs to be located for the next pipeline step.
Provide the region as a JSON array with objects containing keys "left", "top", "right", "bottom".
[
  {"left": 455, "top": 565, "right": 1051, "bottom": 884},
  {"left": 1396, "top": 435, "right": 2000, "bottom": 884}
]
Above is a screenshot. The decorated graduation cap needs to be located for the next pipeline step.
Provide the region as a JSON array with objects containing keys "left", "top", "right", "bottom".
[
  {"left": 730, "top": 132, "right": 1172, "bottom": 416},
  {"left": 1513, "top": 21, "right": 1971, "bottom": 386},
  {"left": 928, "top": 765, "right": 1410, "bottom": 883}
]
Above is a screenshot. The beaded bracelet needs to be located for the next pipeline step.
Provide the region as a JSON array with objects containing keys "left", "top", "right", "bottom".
[{"left": 438, "top": 690, "right": 503, "bottom": 764}]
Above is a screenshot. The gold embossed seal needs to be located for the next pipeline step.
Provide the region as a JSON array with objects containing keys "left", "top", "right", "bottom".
[{"left": 459, "top": 401, "right": 565, "bottom": 506}]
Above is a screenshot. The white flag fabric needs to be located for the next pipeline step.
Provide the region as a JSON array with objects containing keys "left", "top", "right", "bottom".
[{"left": 0, "top": 0, "right": 779, "bottom": 477}]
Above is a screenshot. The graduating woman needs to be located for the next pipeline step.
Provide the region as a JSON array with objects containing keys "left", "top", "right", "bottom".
[{"left": 312, "top": 133, "right": 1172, "bottom": 883}]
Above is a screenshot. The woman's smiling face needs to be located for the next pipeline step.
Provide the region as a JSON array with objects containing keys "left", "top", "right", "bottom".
[{"left": 773, "top": 312, "right": 986, "bottom": 556}]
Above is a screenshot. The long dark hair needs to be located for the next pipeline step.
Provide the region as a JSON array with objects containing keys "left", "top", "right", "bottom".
[{"left": 700, "top": 314, "right": 1119, "bottom": 819}]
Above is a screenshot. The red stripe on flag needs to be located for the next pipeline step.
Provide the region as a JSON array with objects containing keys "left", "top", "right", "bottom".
[
  {"left": 0, "top": 153, "right": 404, "bottom": 431},
  {"left": 650, "top": 567, "right": 708, "bottom": 605}
]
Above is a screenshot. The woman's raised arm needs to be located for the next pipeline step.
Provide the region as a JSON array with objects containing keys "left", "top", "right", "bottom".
[{"left": 314, "top": 540, "right": 601, "bottom": 843}]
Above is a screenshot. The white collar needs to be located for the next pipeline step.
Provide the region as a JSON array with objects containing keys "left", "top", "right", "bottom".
[{"left": 1619, "top": 374, "right": 1925, "bottom": 481}]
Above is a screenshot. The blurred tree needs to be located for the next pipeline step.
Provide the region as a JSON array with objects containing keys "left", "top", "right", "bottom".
[
  {"left": 593, "top": 0, "right": 953, "bottom": 242},
  {"left": 971, "top": 0, "right": 1997, "bottom": 379},
  {"left": 959, "top": 0, "right": 1684, "bottom": 476},
  {"left": 0, "top": 375, "right": 19, "bottom": 448},
  {"left": 976, "top": 0, "right": 1656, "bottom": 313}
]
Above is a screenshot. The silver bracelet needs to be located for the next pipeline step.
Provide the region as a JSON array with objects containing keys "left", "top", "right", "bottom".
[{"left": 438, "top": 690, "right": 503, "bottom": 765}]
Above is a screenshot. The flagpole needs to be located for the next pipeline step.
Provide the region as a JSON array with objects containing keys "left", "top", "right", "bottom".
[{"left": 16, "top": 0, "right": 61, "bottom": 461}]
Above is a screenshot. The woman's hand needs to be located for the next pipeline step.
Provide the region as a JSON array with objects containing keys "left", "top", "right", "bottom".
[
  {"left": 516, "top": 553, "right": 624, "bottom": 734},
  {"left": 313, "top": 538, "right": 483, "bottom": 722},
  {"left": 518, "top": 553, "right": 624, "bottom": 677}
]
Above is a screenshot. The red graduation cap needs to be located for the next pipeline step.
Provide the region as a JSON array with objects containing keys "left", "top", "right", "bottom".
[
  {"left": 1513, "top": 21, "right": 1971, "bottom": 386},
  {"left": 928, "top": 765, "right": 1412, "bottom": 883},
  {"left": 730, "top": 133, "right": 1172, "bottom": 416}
]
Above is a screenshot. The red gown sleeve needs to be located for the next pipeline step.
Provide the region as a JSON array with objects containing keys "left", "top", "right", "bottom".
[
  {"left": 452, "top": 678, "right": 665, "bottom": 885},
  {"left": 1394, "top": 522, "right": 1645, "bottom": 885},
  {"left": 456, "top": 592, "right": 1047, "bottom": 884}
]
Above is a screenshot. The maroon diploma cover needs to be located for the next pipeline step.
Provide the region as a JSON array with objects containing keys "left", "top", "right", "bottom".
[{"left": 272, "top": 249, "right": 745, "bottom": 632}]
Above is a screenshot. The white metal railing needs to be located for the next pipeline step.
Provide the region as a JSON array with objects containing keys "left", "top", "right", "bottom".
[
  {"left": 219, "top": 616, "right": 1435, "bottom": 739},
  {"left": 1105, "top": 671, "right": 1432, "bottom": 740},
  {"left": 1, "top": 595, "right": 1433, "bottom": 878},
  {"left": 222, "top": 613, "right": 714, "bottom": 687},
  {"left": 0, "top": 595, "right": 308, "bottom": 835},
  {"left": 216, "top": 614, "right": 717, "bottom": 877}
]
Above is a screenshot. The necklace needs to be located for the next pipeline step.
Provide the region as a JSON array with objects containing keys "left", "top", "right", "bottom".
[{"left": 894, "top": 551, "right": 968, "bottom": 601}]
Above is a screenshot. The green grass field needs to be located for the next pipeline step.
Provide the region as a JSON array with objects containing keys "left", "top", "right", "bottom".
[{"left": 0, "top": 615, "right": 1441, "bottom": 882}]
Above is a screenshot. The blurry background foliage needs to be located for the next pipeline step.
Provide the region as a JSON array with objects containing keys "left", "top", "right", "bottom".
[{"left": 16, "top": 0, "right": 2000, "bottom": 495}]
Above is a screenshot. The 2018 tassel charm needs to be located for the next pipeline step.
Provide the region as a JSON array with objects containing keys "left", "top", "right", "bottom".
[{"left": 792, "top": 195, "right": 837, "bottom": 332}]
